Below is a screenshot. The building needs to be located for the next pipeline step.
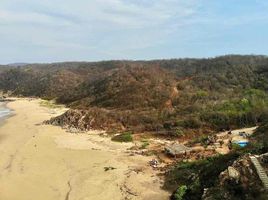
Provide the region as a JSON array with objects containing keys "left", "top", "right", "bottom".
[{"left": 165, "top": 143, "right": 192, "bottom": 157}]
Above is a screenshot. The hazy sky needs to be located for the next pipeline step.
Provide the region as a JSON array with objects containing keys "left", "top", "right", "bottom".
[{"left": 0, "top": 0, "right": 267, "bottom": 64}]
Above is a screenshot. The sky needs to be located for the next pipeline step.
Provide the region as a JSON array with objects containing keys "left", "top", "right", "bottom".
[{"left": 0, "top": 0, "right": 267, "bottom": 64}]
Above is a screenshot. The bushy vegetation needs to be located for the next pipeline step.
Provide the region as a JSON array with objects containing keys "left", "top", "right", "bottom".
[
  {"left": 0, "top": 55, "right": 268, "bottom": 136},
  {"left": 165, "top": 121, "right": 268, "bottom": 200},
  {"left": 140, "top": 139, "right": 150, "bottom": 149},
  {"left": 172, "top": 185, "right": 187, "bottom": 200},
  {"left": 249, "top": 120, "right": 268, "bottom": 153},
  {"left": 200, "top": 89, "right": 268, "bottom": 130},
  {"left": 39, "top": 100, "right": 65, "bottom": 109},
  {"left": 165, "top": 153, "right": 240, "bottom": 200},
  {"left": 111, "top": 132, "right": 133, "bottom": 143}
]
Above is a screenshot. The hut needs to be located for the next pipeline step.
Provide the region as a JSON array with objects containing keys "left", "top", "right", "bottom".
[{"left": 165, "top": 143, "right": 192, "bottom": 157}]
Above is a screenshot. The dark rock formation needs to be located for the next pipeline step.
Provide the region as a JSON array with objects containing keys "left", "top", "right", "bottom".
[
  {"left": 202, "top": 155, "right": 267, "bottom": 200},
  {"left": 44, "top": 108, "right": 125, "bottom": 132}
]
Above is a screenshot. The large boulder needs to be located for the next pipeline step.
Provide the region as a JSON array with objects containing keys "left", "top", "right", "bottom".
[{"left": 227, "top": 166, "right": 240, "bottom": 182}]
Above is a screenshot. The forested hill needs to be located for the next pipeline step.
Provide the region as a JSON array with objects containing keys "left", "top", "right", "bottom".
[{"left": 1, "top": 55, "right": 268, "bottom": 136}]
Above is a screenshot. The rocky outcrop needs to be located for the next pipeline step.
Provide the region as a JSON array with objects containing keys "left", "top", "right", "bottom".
[
  {"left": 225, "top": 166, "right": 241, "bottom": 183},
  {"left": 202, "top": 155, "right": 267, "bottom": 200},
  {"left": 44, "top": 108, "right": 125, "bottom": 132},
  {"left": 219, "top": 155, "right": 254, "bottom": 186},
  {"left": 44, "top": 106, "right": 166, "bottom": 133}
]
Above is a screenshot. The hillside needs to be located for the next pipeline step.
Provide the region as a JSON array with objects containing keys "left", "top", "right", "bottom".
[
  {"left": 0, "top": 55, "right": 268, "bottom": 136},
  {"left": 164, "top": 121, "right": 268, "bottom": 200}
]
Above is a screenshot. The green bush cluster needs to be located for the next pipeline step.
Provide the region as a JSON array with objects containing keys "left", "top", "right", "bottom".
[
  {"left": 111, "top": 132, "right": 133, "bottom": 143},
  {"left": 164, "top": 153, "right": 240, "bottom": 200},
  {"left": 200, "top": 90, "right": 268, "bottom": 130},
  {"left": 172, "top": 185, "right": 187, "bottom": 200}
]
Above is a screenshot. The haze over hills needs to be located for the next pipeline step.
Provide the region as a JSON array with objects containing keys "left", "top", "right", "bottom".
[{"left": 7, "top": 63, "right": 29, "bottom": 67}]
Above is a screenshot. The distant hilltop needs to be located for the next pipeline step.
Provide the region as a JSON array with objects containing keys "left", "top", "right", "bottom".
[{"left": 7, "top": 63, "right": 29, "bottom": 67}]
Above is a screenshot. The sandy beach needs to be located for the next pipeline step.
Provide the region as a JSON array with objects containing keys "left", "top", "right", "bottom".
[{"left": 0, "top": 99, "right": 170, "bottom": 200}]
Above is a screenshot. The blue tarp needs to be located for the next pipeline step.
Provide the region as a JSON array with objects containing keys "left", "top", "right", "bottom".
[{"left": 234, "top": 141, "right": 249, "bottom": 147}]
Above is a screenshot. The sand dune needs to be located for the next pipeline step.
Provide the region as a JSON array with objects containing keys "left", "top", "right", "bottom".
[{"left": 0, "top": 99, "right": 169, "bottom": 200}]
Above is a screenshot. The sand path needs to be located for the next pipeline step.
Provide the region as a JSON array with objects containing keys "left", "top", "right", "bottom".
[{"left": 0, "top": 99, "right": 169, "bottom": 200}]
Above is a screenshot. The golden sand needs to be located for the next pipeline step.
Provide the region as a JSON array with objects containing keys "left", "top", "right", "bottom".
[{"left": 0, "top": 99, "right": 169, "bottom": 200}]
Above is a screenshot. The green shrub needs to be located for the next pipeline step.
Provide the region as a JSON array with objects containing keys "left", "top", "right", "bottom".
[
  {"left": 189, "top": 135, "right": 209, "bottom": 146},
  {"left": 111, "top": 132, "right": 133, "bottom": 143},
  {"left": 165, "top": 153, "right": 240, "bottom": 199},
  {"left": 195, "top": 90, "right": 208, "bottom": 100},
  {"left": 231, "top": 143, "right": 242, "bottom": 151},
  {"left": 182, "top": 118, "right": 202, "bottom": 129},
  {"left": 140, "top": 140, "right": 150, "bottom": 149},
  {"left": 173, "top": 185, "right": 187, "bottom": 200},
  {"left": 175, "top": 128, "right": 185, "bottom": 137},
  {"left": 40, "top": 100, "right": 64, "bottom": 109}
]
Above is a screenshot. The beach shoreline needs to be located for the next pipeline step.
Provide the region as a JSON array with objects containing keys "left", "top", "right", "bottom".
[
  {"left": 0, "top": 98, "right": 170, "bottom": 200},
  {"left": 0, "top": 101, "right": 13, "bottom": 127}
]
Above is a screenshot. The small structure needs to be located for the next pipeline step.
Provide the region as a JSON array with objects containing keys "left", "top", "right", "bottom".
[
  {"left": 233, "top": 140, "right": 249, "bottom": 147},
  {"left": 238, "top": 132, "right": 250, "bottom": 138},
  {"left": 232, "top": 135, "right": 249, "bottom": 147},
  {"left": 165, "top": 143, "right": 192, "bottom": 157}
]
